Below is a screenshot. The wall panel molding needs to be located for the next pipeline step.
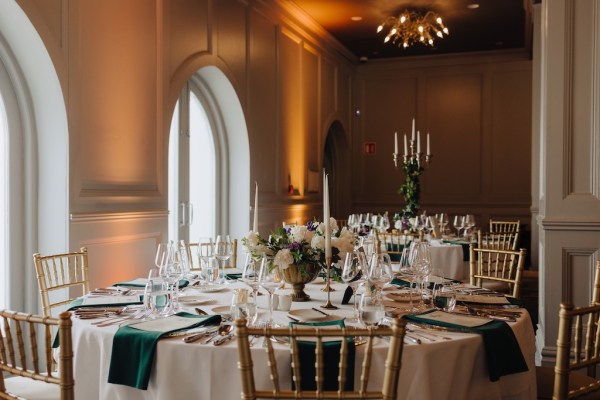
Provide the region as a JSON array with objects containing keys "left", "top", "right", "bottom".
[{"left": 70, "top": 210, "right": 168, "bottom": 223}]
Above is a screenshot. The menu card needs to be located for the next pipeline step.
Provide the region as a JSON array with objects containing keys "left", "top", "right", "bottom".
[
  {"left": 455, "top": 294, "right": 510, "bottom": 305},
  {"left": 81, "top": 295, "right": 141, "bottom": 306},
  {"left": 416, "top": 310, "right": 490, "bottom": 328},
  {"left": 129, "top": 315, "right": 202, "bottom": 333}
]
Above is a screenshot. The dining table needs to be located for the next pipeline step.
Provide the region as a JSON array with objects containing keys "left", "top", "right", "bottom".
[{"left": 69, "top": 276, "right": 537, "bottom": 400}]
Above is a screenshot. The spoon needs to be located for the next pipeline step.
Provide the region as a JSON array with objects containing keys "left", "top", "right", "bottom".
[
  {"left": 184, "top": 323, "right": 231, "bottom": 343},
  {"left": 205, "top": 324, "right": 233, "bottom": 343}
]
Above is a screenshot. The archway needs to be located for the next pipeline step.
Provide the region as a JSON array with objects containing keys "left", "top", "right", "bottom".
[{"left": 323, "top": 121, "right": 351, "bottom": 220}]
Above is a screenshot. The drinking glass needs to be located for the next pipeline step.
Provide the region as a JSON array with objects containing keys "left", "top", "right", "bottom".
[
  {"left": 155, "top": 243, "right": 169, "bottom": 269},
  {"left": 398, "top": 246, "right": 418, "bottom": 312},
  {"left": 230, "top": 288, "right": 257, "bottom": 324},
  {"left": 197, "top": 237, "right": 215, "bottom": 284},
  {"left": 258, "top": 256, "right": 283, "bottom": 327},
  {"left": 215, "top": 234, "right": 233, "bottom": 283},
  {"left": 410, "top": 240, "right": 432, "bottom": 310},
  {"left": 358, "top": 292, "right": 384, "bottom": 327},
  {"left": 431, "top": 269, "right": 457, "bottom": 311},
  {"left": 453, "top": 215, "right": 465, "bottom": 238},
  {"left": 201, "top": 257, "right": 219, "bottom": 285},
  {"left": 144, "top": 267, "right": 169, "bottom": 318},
  {"left": 341, "top": 252, "right": 366, "bottom": 322},
  {"left": 464, "top": 214, "right": 476, "bottom": 239},
  {"left": 241, "top": 254, "right": 261, "bottom": 305},
  {"left": 380, "top": 212, "right": 391, "bottom": 232},
  {"left": 368, "top": 253, "right": 394, "bottom": 294},
  {"left": 439, "top": 213, "right": 449, "bottom": 235}
]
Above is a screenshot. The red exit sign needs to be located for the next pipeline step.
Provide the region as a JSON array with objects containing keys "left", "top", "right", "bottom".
[{"left": 364, "top": 142, "right": 376, "bottom": 155}]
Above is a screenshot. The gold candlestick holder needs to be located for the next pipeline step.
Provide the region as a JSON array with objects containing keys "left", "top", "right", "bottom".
[{"left": 321, "top": 257, "right": 338, "bottom": 309}]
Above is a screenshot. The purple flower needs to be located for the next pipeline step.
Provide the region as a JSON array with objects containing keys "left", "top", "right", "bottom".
[
  {"left": 306, "top": 220, "right": 318, "bottom": 231},
  {"left": 288, "top": 242, "right": 301, "bottom": 252}
]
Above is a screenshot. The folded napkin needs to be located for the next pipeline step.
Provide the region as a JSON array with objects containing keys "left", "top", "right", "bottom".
[
  {"left": 225, "top": 272, "right": 242, "bottom": 280},
  {"left": 114, "top": 278, "right": 189, "bottom": 289},
  {"left": 66, "top": 295, "right": 143, "bottom": 311},
  {"left": 108, "top": 312, "right": 221, "bottom": 389},
  {"left": 405, "top": 310, "right": 528, "bottom": 381},
  {"left": 289, "top": 319, "right": 355, "bottom": 391}
]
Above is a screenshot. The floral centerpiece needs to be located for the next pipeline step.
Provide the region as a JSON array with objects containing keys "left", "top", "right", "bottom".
[{"left": 242, "top": 218, "right": 356, "bottom": 301}]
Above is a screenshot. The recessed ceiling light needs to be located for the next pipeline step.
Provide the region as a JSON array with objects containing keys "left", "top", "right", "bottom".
[
  {"left": 351, "top": 16, "right": 362, "bottom": 21},
  {"left": 467, "top": 3, "right": 480, "bottom": 9}
]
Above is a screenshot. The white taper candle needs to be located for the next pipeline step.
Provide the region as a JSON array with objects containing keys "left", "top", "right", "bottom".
[
  {"left": 253, "top": 182, "right": 258, "bottom": 233},
  {"left": 412, "top": 118, "right": 416, "bottom": 141},
  {"left": 324, "top": 174, "right": 331, "bottom": 260},
  {"left": 394, "top": 132, "right": 398, "bottom": 155},
  {"left": 404, "top": 134, "right": 408, "bottom": 156},
  {"left": 417, "top": 131, "right": 421, "bottom": 154},
  {"left": 427, "top": 133, "right": 430, "bottom": 155}
]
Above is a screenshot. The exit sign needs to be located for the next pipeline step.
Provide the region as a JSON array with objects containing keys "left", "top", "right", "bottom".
[{"left": 364, "top": 142, "right": 376, "bottom": 155}]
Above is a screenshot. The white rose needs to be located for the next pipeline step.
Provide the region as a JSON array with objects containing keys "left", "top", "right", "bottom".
[
  {"left": 316, "top": 222, "right": 326, "bottom": 235},
  {"left": 243, "top": 231, "right": 260, "bottom": 249},
  {"left": 291, "top": 225, "right": 308, "bottom": 242},
  {"left": 274, "top": 249, "right": 294, "bottom": 270},
  {"left": 332, "top": 236, "right": 354, "bottom": 254},
  {"left": 329, "top": 217, "right": 338, "bottom": 233},
  {"left": 311, "top": 235, "right": 325, "bottom": 251}
]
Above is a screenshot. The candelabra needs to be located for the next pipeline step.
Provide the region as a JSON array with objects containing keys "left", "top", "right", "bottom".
[{"left": 392, "top": 120, "right": 433, "bottom": 218}]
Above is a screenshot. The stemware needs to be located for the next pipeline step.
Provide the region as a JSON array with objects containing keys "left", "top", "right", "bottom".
[
  {"left": 159, "top": 242, "right": 184, "bottom": 314},
  {"left": 380, "top": 212, "right": 391, "bottom": 233},
  {"left": 196, "top": 237, "right": 215, "bottom": 285},
  {"left": 368, "top": 253, "right": 394, "bottom": 294},
  {"left": 241, "top": 254, "right": 261, "bottom": 304},
  {"left": 464, "top": 214, "right": 476, "bottom": 239},
  {"left": 257, "top": 256, "right": 283, "bottom": 327},
  {"left": 398, "top": 246, "right": 418, "bottom": 312},
  {"left": 410, "top": 240, "right": 432, "bottom": 310},
  {"left": 144, "top": 267, "right": 168, "bottom": 318},
  {"left": 155, "top": 243, "right": 169, "bottom": 269},
  {"left": 453, "top": 215, "right": 465, "bottom": 238},
  {"left": 214, "top": 234, "right": 233, "bottom": 283},
  {"left": 438, "top": 213, "right": 449, "bottom": 235},
  {"left": 358, "top": 292, "right": 384, "bottom": 327},
  {"left": 341, "top": 252, "right": 366, "bottom": 323}
]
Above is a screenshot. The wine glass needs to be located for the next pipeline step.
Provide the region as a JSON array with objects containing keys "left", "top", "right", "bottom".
[
  {"left": 341, "top": 252, "right": 366, "bottom": 323},
  {"left": 358, "top": 292, "right": 384, "bottom": 327},
  {"left": 196, "top": 237, "right": 214, "bottom": 285},
  {"left": 155, "top": 243, "right": 169, "bottom": 269},
  {"left": 241, "top": 254, "right": 261, "bottom": 305},
  {"left": 380, "top": 212, "right": 391, "bottom": 233},
  {"left": 453, "top": 215, "right": 465, "bottom": 238},
  {"left": 411, "top": 241, "right": 432, "bottom": 310},
  {"left": 464, "top": 214, "right": 476, "bottom": 239},
  {"left": 159, "top": 242, "right": 184, "bottom": 315},
  {"left": 214, "top": 234, "right": 233, "bottom": 284},
  {"left": 439, "top": 213, "right": 449, "bottom": 235},
  {"left": 258, "top": 256, "right": 283, "bottom": 327},
  {"left": 368, "top": 253, "right": 394, "bottom": 294},
  {"left": 398, "top": 246, "right": 418, "bottom": 312}
]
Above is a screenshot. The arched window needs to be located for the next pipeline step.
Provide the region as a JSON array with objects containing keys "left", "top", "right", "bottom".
[
  {"left": 168, "top": 66, "right": 250, "bottom": 265},
  {"left": 0, "top": 82, "right": 6, "bottom": 309}
]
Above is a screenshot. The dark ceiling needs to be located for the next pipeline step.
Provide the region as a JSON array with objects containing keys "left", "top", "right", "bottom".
[{"left": 289, "top": 0, "right": 533, "bottom": 60}]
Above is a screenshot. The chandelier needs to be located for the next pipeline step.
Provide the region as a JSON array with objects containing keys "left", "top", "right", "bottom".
[{"left": 377, "top": 10, "right": 449, "bottom": 49}]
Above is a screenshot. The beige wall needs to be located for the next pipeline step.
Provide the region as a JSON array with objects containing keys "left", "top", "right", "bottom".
[
  {"left": 353, "top": 53, "right": 532, "bottom": 244},
  {"left": 16, "top": 1, "right": 533, "bottom": 290}
]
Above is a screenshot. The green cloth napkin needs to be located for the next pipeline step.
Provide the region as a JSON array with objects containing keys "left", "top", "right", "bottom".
[
  {"left": 386, "top": 243, "right": 404, "bottom": 262},
  {"left": 289, "top": 319, "right": 355, "bottom": 391},
  {"left": 65, "top": 296, "right": 144, "bottom": 311},
  {"left": 108, "top": 312, "right": 221, "bottom": 390},
  {"left": 225, "top": 272, "right": 242, "bottom": 280},
  {"left": 442, "top": 240, "right": 471, "bottom": 261},
  {"left": 114, "top": 279, "right": 189, "bottom": 288},
  {"left": 405, "top": 310, "right": 528, "bottom": 381}
]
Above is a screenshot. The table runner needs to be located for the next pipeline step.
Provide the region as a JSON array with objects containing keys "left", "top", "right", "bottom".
[
  {"left": 289, "top": 319, "right": 355, "bottom": 391},
  {"left": 108, "top": 312, "right": 221, "bottom": 389},
  {"left": 405, "top": 310, "right": 528, "bottom": 381}
]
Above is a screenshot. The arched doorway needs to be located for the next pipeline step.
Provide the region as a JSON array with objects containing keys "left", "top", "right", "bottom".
[{"left": 323, "top": 121, "right": 351, "bottom": 219}]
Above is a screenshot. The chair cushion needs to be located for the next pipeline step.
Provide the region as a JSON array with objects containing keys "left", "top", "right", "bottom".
[
  {"left": 536, "top": 366, "right": 600, "bottom": 399},
  {"left": 4, "top": 376, "right": 61, "bottom": 400}
]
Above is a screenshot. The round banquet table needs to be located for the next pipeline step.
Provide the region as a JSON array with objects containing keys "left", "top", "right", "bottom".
[{"left": 70, "top": 279, "right": 537, "bottom": 400}]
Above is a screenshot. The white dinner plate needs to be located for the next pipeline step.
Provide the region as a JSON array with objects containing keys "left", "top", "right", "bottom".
[
  {"left": 287, "top": 309, "right": 343, "bottom": 322},
  {"left": 177, "top": 295, "right": 214, "bottom": 305},
  {"left": 211, "top": 305, "right": 232, "bottom": 317},
  {"left": 195, "top": 284, "right": 227, "bottom": 293}
]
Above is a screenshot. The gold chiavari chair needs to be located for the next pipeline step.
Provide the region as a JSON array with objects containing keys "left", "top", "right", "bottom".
[
  {"left": 536, "top": 303, "right": 600, "bottom": 399},
  {"left": 33, "top": 248, "right": 90, "bottom": 317},
  {"left": 377, "top": 230, "right": 409, "bottom": 263},
  {"left": 235, "top": 317, "right": 406, "bottom": 400},
  {"left": 537, "top": 260, "right": 600, "bottom": 399},
  {"left": 0, "top": 310, "right": 74, "bottom": 400},
  {"left": 469, "top": 244, "right": 526, "bottom": 299},
  {"left": 184, "top": 239, "right": 238, "bottom": 272},
  {"left": 477, "top": 231, "right": 520, "bottom": 251},
  {"left": 489, "top": 219, "right": 520, "bottom": 234}
]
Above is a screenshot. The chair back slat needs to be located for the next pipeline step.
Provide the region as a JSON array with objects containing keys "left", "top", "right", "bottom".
[
  {"left": 34, "top": 248, "right": 89, "bottom": 317},
  {"left": 184, "top": 239, "right": 238, "bottom": 271},
  {"left": 554, "top": 303, "right": 600, "bottom": 399},
  {"left": 489, "top": 219, "right": 520, "bottom": 234},
  {"left": 0, "top": 310, "right": 74, "bottom": 399},
  {"left": 469, "top": 245, "right": 526, "bottom": 298},
  {"left": 235, "top": 318, "right": 406, "bottom": 399}
]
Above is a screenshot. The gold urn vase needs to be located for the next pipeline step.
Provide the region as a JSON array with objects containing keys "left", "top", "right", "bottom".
[{"left": 281, "top": 262, "right": 321, "bottom": 301}]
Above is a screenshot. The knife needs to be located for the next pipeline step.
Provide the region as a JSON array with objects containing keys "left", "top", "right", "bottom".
[{"left": 213, "top": 333, "right": 235, "bottom": 346}]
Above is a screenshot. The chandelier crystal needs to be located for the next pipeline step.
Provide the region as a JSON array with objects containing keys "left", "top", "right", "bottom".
[{"left": 377, "top": 10, "right": 449, "bottom": 49}]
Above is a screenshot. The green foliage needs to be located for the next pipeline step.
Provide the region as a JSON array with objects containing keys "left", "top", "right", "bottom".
[{"left": 398, "top": 158, "right": 424, "bottom": 219}]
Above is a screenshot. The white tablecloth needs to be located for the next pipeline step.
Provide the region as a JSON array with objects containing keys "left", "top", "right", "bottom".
[{"left": 70, "top": 280, "right": 536, "bottom": 400}]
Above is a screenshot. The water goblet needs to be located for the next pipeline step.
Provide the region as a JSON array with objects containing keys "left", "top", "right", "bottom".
[
  {"left": 341, "top": 252, "right": 366, "bottom": 323},
  {"left": 258, "top": 256, "right": 283, "bottom": 327},
  {"left": 453, "top": 215, "right": 465, "bottom": 238},
  {"left": 215, "top": 234, "right": 233, "bottom": 283}
]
